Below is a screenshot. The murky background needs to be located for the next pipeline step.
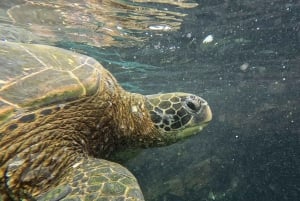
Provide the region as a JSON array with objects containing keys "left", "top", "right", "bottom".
[{"left": 1, "top": 0, "right": 299, "bottom": 200}]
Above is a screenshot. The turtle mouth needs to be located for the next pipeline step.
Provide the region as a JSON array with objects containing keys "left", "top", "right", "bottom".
[
  {"left": 192, "top": 103, "right": 212, "bottom": 125},
  {"left": 175, "top": 122, "right": 209, "bottom": 139},
  {"left": 174, "top": 104, "right": 212, "bottom": 139}
]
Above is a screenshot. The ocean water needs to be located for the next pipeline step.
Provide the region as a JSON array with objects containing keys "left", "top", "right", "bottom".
[{"left": 0, "top": 0, "right": 299, "bottom": 201}]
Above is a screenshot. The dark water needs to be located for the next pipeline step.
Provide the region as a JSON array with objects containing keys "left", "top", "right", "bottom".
[
  {"left": 1, "top": 0, "right": 299, "bottom": 201},
  {"left": 64, "top": 2, "right": 299, "bottom": 200},
  {"left": 120, "top": 1, "right": 299, "bottom": 200}
]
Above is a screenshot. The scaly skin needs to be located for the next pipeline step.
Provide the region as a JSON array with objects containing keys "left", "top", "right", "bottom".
[{"left": 0, "top": 41, "right": 212, "bottom": 200}]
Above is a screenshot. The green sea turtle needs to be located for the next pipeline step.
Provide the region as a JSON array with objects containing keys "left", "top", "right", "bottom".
[{"left": 0, "top": 41, "right": 212, "bottom": 201}]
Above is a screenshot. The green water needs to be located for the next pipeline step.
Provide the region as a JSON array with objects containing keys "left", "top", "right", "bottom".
[{"left": 1, "top": 0, "right": 299, "bottom": 200}]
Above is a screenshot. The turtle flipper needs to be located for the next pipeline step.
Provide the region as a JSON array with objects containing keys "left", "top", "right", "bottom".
[{"left": 36, "top": 158, "right": 144, "bottom": 201}]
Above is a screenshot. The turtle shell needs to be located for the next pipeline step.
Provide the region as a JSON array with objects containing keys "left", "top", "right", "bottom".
[{"left": 0, "top": 41, "right": 103, "bottom": 124}]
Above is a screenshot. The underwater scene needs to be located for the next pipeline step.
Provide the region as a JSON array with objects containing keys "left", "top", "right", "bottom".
[{"left": 0, "top": 0, "right": 299, "bottom": 201}]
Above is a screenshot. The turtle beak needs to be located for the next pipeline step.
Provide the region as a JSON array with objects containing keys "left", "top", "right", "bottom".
[
  {"left": 193, "top": 103, "right": 212, "bottom": 132},
  {"left": 203, "top": 103, "right": 212, "bottom": 123},
  {"left": 192, "top": 99, "right": 212, "bottom": 126},
  {"left": 173, "top": 102, "right": 212, "bottom": 140}
]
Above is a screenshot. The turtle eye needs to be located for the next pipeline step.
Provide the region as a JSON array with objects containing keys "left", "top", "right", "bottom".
[
  {"left": 184, "top": 95, "right": 202, "bottom": 112},
  {"left": 187, "top": 101, "right": 197, "bottom": 111}
]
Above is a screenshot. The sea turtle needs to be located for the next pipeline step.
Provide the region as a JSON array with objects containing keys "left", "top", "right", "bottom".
[{"left": 0, "top": 41, "right": 212, "bottom": 201}]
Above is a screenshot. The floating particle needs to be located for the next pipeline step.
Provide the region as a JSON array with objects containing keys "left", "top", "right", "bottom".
[
  {"left": 202, "top": 34, "right": 213, "bottom": 43},
  {"left": 240, "top": 63, "right": 249, "bottom": 71}
]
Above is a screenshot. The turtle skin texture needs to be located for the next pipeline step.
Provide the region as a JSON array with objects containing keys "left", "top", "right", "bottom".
[{"left": 0, "top": 41, "right": 212, "bottom": 201}]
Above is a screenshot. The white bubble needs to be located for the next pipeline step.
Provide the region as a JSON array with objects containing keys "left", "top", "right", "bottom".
[
  {"left": 202, "top": 34, "right": 213, "bottom": 44},
  {"left": 186, "top": 33, "right": 192, "bottom": 38},
  {"left": 240, "top": 63, "right": 249, "bottom": 71}
]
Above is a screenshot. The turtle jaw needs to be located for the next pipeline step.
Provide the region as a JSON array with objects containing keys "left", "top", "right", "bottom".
[
  {"left": 172, "top": 103, "right": 212, "bottom": 140},
  {"left": 192, "top": 102, "right": 212, "bottom": 127}
]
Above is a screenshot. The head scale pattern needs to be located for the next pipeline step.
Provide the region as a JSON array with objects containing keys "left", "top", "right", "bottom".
[{"left": 145, "top": 93, "right": 210, "bottom": 134}]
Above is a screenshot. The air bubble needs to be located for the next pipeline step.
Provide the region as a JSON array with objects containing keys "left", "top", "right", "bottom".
[
  {"left": 240, "top": 63, "right": 249, "bottom": 71},
  {"left": 202, "top": 34, "right": 213, "bottom": 44}
]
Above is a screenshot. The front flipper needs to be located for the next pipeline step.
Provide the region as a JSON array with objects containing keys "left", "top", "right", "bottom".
[{"left": 36, "top": 158, "right": 144, "bottom": 201}]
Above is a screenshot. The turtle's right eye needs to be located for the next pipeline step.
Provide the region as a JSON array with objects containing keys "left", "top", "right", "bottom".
[
  {"left": 184, "top": 95, "right": 202, "bottom": 113},
  {"left": 186, "top": 101, "right": 197, "bottom": 111}
]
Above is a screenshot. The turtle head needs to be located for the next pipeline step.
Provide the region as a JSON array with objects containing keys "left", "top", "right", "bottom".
[{"left": 145, "top": 92, "right": 212, "bottom": 144}]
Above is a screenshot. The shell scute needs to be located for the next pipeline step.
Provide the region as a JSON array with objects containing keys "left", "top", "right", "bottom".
[
  {"left": 0, "top": 41, "right": 104, "bottom": 125},
  {"left": 71, "top": 62, "right": 102, "bottom": 96}
]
